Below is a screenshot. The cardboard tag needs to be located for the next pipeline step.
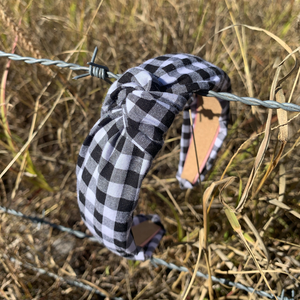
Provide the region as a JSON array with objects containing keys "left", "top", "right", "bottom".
[
  {"left": 131, "top": 221, "right": 162, "bottom": 247},
  {"left": 181, "top": 95, "right": 222, "bottom": 184}
]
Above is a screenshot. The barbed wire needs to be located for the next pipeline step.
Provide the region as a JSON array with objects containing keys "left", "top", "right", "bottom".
[
  {"left": 199, "top": 90, "right": 300, "bottom": 112},
  {"left": 0, "top": 47, "right": 121, "bottom": 83},
  {"left": 1, "top": 47, "right": 300, "bottom": 112},
  {"left": 0, "top": 205, "right": 295, "bottom": 300},
  {"left": 0, "top": 205, "right": 98, "bottom": 242},
  {"left": 150, "top": 258, "right": 295, "bottom": 300},
  {"left": 4, "top": 254, "right": 123, "bottom": 299}
]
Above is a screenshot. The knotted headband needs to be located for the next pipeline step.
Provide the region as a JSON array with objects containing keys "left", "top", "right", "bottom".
[{"left": 76, "top": 54, "right": 231, "bottom": 260}]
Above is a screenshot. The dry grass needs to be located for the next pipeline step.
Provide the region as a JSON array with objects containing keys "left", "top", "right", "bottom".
[{"left": 1, "top": 0, "right": 300, "bottom": 299}]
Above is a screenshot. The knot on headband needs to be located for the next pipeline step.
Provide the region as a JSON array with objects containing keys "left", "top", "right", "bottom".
[{"left": 76, "top": 54, "right": 231, "bottom": 260}]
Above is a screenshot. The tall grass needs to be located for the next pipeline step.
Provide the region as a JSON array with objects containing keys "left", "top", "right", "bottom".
[{"left": 1, "top": 0, "right": 300, "bottom": 299}]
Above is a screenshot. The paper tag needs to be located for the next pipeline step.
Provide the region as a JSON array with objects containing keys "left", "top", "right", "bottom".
[
  {"left": 131, "top": 221, "right": 162, "bottom": 247},
  {"left": 181, "top": 95, "right": 222, "bottom": 184}
]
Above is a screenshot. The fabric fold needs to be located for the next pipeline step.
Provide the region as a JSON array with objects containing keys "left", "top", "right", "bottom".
[{"left": 77, "top": 53, "right": 231, "bottom": 260}]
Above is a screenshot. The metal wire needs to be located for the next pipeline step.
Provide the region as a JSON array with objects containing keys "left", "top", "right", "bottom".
[
  {"left": 0, "top": 205, "right": 98, "bottom": 242},
  {"left": 199, "top": 90, "right": 300, "bottom": 112},
  {"left": 0, "top": 205, "right": 295, "bottom": 300},
  {"left": 4, "top": 254, "right": 123, "bottom": 299},
  {"left": 150, "top": 258, "right": 295, "bottom": 300},
  {"left": 1, "top": 47, "right": 300, "bottom": 112}
]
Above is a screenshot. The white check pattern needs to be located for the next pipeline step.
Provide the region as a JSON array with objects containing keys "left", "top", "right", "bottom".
[{"left": 76, "top": 54, "right": 231, "bottom": 260}]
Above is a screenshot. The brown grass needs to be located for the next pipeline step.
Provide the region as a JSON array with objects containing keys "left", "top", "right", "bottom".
[{"left": 1, "top": 0, "right": 300, "bottom": 299}]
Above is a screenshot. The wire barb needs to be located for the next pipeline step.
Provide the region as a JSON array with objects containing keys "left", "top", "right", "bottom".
[{"left": 73, "top": 47, "right": 121, "bottom": 82}]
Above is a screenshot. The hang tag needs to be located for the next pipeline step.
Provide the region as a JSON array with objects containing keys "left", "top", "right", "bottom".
[
  {"left": 131, "top": 221, "right": 162, "bottom": 247},
  {"left": 181, "top": 95, "right": 222, "bottom": 184}
]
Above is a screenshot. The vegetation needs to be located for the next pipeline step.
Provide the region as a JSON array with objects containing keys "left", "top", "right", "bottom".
[{"left": 0, "top": 0, "right": 300, "bottom": 298}]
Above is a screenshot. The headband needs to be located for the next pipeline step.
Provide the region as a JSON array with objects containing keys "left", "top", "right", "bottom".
[{"left": 76, "top": 54, "right": 231, "bottom": 260}]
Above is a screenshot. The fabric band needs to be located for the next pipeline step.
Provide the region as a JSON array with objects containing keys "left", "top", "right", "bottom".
[{"left": 76, "top": 53, "right": 231, "bottom": 260}]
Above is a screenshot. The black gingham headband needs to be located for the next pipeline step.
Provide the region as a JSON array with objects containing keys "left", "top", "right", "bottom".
[{"left": 76, "top": 54, "right": 231, "bottom": 260}]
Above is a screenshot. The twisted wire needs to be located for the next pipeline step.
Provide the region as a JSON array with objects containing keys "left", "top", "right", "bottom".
[
  {"left": 150, "top": 258, "right": 294, "bottom": 300},
  {"left": 0, "top": 205, "right": 294, "bottom": 300},
  {"left": 4, "top": 255, "right": 123, "bottom": 299},
  {"left": 199, "top": 90, "right": 300, "bottom": 112},
  {"left": 0, "top": 205, "right": 98, "bottom": 242},
  {"left": 0, "top": 47, "right": 120, "bottom": 81},
  {"left": 0, "top": 51, "right": 89, "bottom": 70},
  {"left": 1, "top": 48, "right": 300, "bottom": 112}
]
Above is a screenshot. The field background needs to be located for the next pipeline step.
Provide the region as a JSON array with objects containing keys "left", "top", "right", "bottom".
[{"left": 1, "top": 0, "right": 300, "bottom": 299}]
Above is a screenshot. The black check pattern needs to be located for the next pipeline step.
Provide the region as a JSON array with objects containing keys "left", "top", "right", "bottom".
[{"left": 77, "top": 54, "right": 231, "bottom": 260}]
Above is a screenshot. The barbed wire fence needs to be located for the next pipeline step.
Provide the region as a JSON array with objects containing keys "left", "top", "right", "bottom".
[{"left": 0, "top": 47, "right": 298, "bottom": 299}]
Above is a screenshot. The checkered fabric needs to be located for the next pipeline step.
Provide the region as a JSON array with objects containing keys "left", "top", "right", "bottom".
[{"left": 77, "top": 53, "right": 231, "bottom": 260}]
